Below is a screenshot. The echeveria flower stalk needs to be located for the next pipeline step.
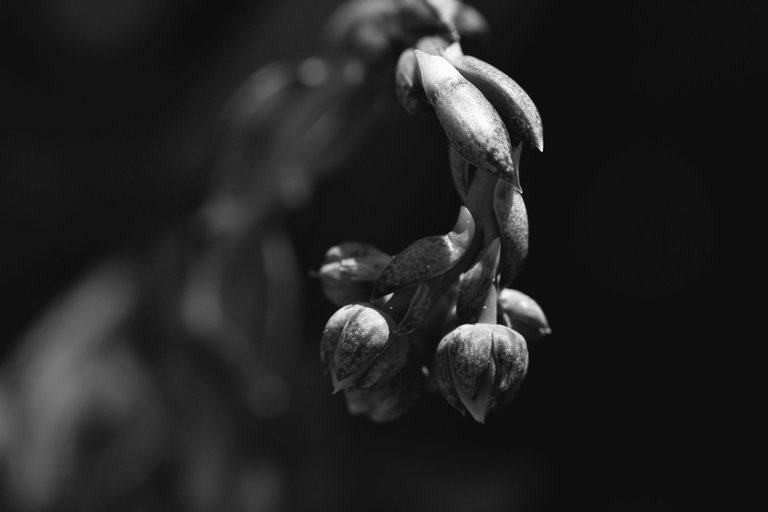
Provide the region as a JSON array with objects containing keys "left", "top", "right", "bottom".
[
  {"left": 316, "top": 0, "right": 546, "bottom": 424},
  {"left": 414, "top": 50, "right": 521, "bottom": 192}
]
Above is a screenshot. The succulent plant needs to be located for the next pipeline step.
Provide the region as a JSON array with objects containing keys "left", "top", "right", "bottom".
[{"left": 316, "top": 0, "right": 551, "bottom": 424}]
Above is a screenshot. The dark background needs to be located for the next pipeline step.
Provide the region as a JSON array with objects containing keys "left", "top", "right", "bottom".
[{"left": 0, "top": 0, "right": 756, "bottom": 510}]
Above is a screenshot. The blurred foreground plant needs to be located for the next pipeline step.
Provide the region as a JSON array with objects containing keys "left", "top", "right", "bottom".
[
  {"left": 317, "top": 0, "right": 551, "bottom": 423},
  {"left": 0, "top": 1, "right": 550, "bottom": 511}
]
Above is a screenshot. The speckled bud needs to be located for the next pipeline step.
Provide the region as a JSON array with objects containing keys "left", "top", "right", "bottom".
[
  {"left": 434, "top": 323, "right": 528, "bottom": 423},
  {"left": 320, "top": 303, "right": 367, "bottom": 374},
  {"left": 373, "top": 206, "right": 475, "bottom": 297},
  {"left": 446, "top": 53, "right": 544, "bottom": 152},
  {"left": 414, "top": 50, "right": 520, "bottom": 191},
  {"left": 319, "top": 242, "right": 392, "bottom": 306},
  {"left": 498, "top": 288, "right": 551, "bottom": 342},
  {"left": 494, "top": 178, "right": 529, "bottom": 287},
  {"left": 331, "top": 306, "right": 408, "bottom": 392}
]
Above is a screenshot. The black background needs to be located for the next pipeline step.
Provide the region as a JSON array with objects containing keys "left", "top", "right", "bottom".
[{"left": 0, "top": 0, "right": 756, "bottom": 510}]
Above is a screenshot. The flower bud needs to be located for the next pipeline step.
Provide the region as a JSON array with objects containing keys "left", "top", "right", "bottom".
[
  {"left": 414, "top": 50, "right": 520, "bottom": 191},
  {"left": 446, "top": 53, "right": 544, "bottom": 152},
  {"left": 320, "top": 303, "right": 367, "bottom": 373},
  {"left": 319, "top": 242, "right": 392, "bottom": 305},
  {"left": 434, "top": 323, "right": 528, "bottom": 423},
  {"left": 373, "top": 206, "right": 474, "bottom": 297},
  {"left": 498, "top": 288, "right": 551, "bottom": 342},
  {"left": 331, "top": 306, "right": 408, "bottom": 392},
  {"left": 494, "top": 178, "right": 529, "bottom": 287},
  {"left": 395, "top": 279, "right": 434, "bottom": 335}
]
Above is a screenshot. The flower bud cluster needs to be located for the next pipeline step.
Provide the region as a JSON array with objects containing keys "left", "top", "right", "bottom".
[{"left": 317, "top": 0, "right": 550, "bottom": 423}]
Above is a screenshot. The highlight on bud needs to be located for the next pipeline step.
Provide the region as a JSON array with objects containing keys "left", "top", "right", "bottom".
[
  {"left": 318, "top": 242, "right": 392, "bottom": 305},
  {"left": 373, "top": 206, "right": 475, "bottom": 297},
  {"left": 321, "top": 303, "right": 367, "bottom": 374},
  {"left": 498, "top": 288, "right": 551, "bottom": 342},
  {"left": 434, "top": 323, "right": 529, "bottom": 423},
  {"left": 446, "top": 53, "right": 544, "bottom": 152},
  {"left": 494, "top": 179, "right": 529, "bottom": 287},
  {"left": 413, "top": 50, "right": 520, "bottom": 191}
]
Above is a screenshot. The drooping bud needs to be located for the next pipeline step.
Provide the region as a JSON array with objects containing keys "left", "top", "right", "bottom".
[
  {"left": 494, "top": 177, "right": 529, "bottom": 287},
  {"left": 498, "top": 288, "right": 551, "bottom": 342},
  {"left": 318, "top": 242, "right": 392, "bottom": 306},
  {"left": 445, "top": 53, "right": 544, "bottom": 152},
  {"left": 434, "top": 323, "right": 528, "bottom": 423},
  {"left": 320, "top": 303, "right": 366, "bottom": 374},
  {"left": 373, "top": 206, "right": 474, "bottom": 297},
  {"left": 414, "top": 50, "right": 520, "bottom": 190},
  {"left": 331, "top": 306, "right": 407, "bottom": 392}
]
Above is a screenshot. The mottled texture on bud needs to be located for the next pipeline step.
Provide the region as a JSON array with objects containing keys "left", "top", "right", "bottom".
[
  {"left": 321, "top": 304, "right": 366, "bottom": 373},
  {"left": 374, "top": 206, "right": 474, "bottom": 297},
  {"left": 332, "top": 306, "right": 393, "bottom": 387},
  {"left": 355, "top": 335, "right": 410, "bottom": 389},
  {"left": 494, "top": 179, "right": 529, "bottom": 287},
  {"left": 435, "top": 323, "right": 529, "bottom": 423},
  {"left": 319, "top": 242, "right": 392, "bottom": 305},
  {"left": 414, "top": 51, "right": 519, "bottom": 190},
  {"left": 498, "top": 288, "right": 551, "bottom": 342},
  {"left": 447, "top": 54, "right": 544, "bottom": 152},
  {"left": 456, "top": 238, "right": 501, "bottom": 320}
]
